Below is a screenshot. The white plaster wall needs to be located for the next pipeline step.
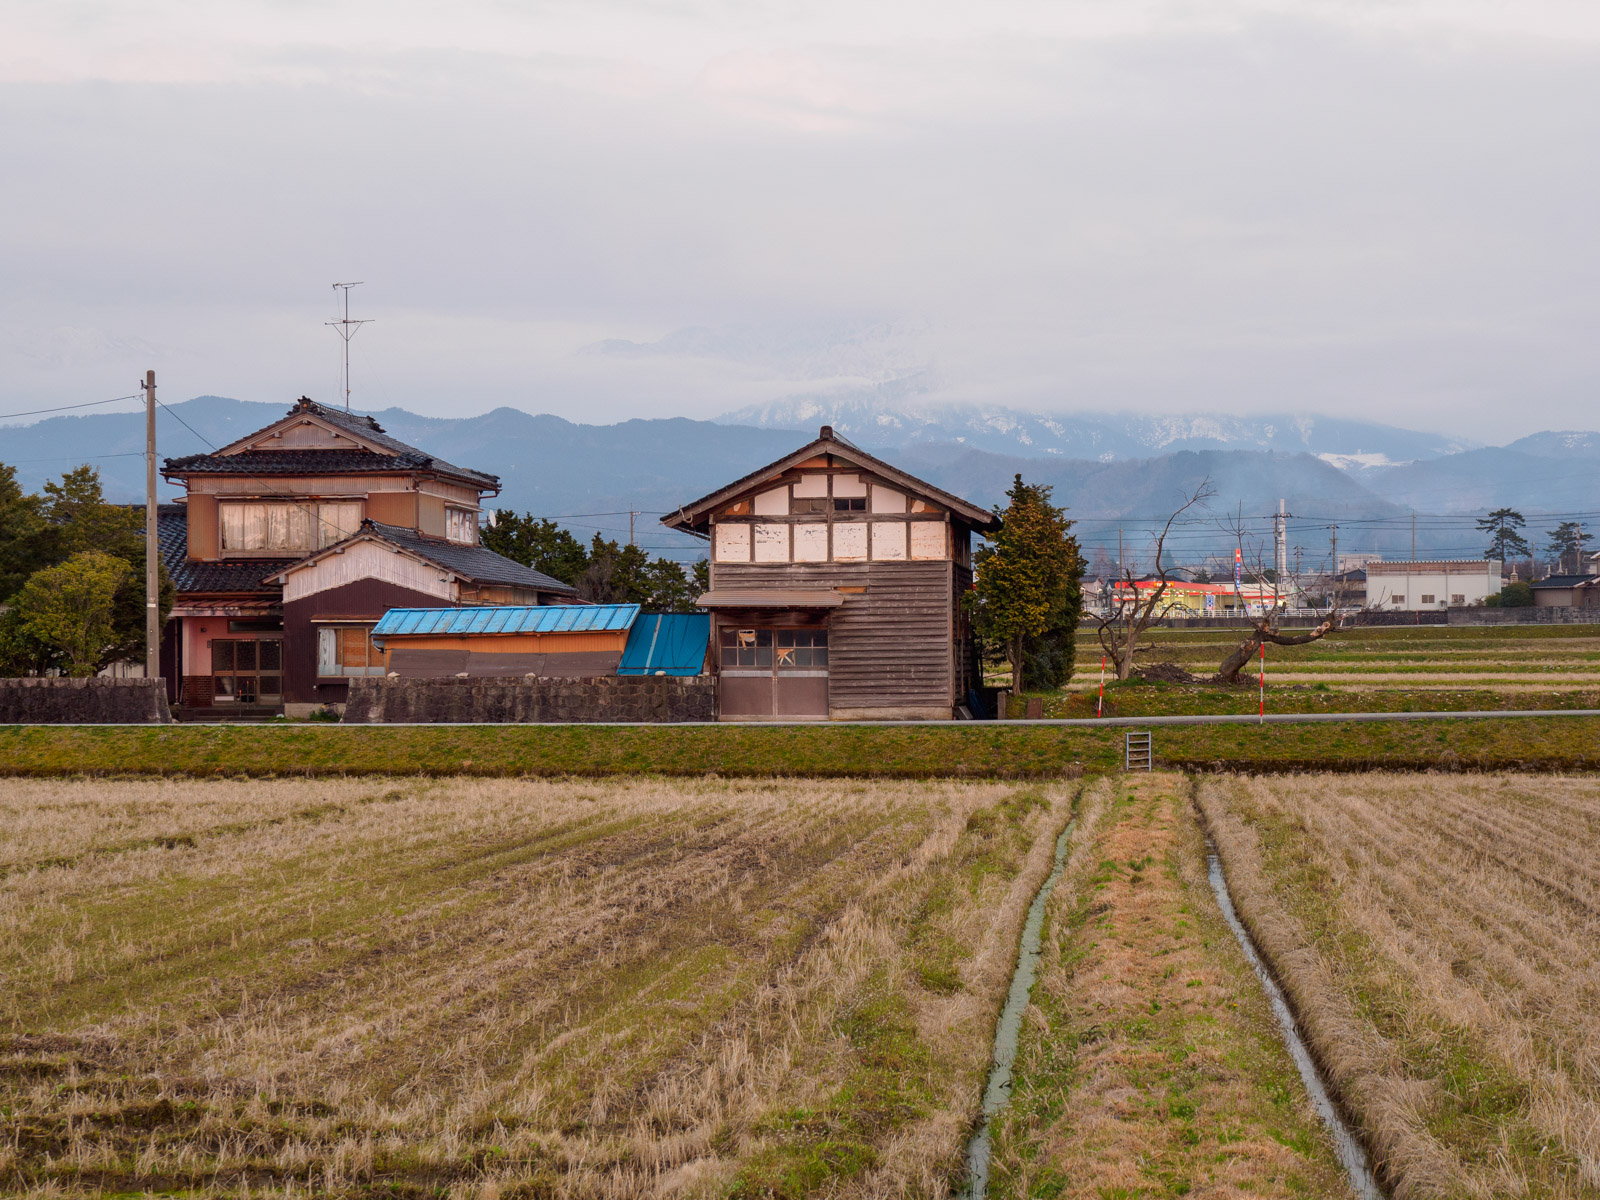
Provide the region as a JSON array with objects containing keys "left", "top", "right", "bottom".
[
  {"left": 910, "top": 521, "right": 947, "bottom": 560},
  {"left": 871, "top": 521, "right": 907, "bottom": 560},
  {"left": 753, "top": 523, "right": 790, "bottom": 562},
  {"left": 715, "top": 523, "right": 751, "bottom": 562},
  {"left": 870, "top": 485, "right": 906, "bottom": 514},
  {"left": 794, "top": 522, "right": 828, "bottom": 561},
  {"left": 754, "top": 487, "right": 789, "bottom": 515},
  {"left": 833, "top": 522, "right": 868, "bottom": 561}
]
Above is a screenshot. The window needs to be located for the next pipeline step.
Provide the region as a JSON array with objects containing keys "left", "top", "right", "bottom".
[
  {"left": 1420, "top": 594, "right": 1435, "bottom": 605},
  {"left": 210, "top": 639, "right": 282, "bottom": 704},
  {"left": 1451, "top": 593, "right": 1465, "bottom": 606},
  {"left": 720, "top": 628, "right": 772, "bottom": 670},
  {"left": 791, "top": 497, "right": 830, "bottom": 514},
  {"left": 446, "top": 507, "right": 479, "bottom": 544},
  {"left": 776, "top": 630, "right": 828, "bottom": 670},
  {"left": 833, "top": 497, "right": 866, "bottom": 512},
  {"left": 1391, "top": 595, "right": 1405, "bottom": 605},
  {"left": 317, "top": 626, "right": 385, "bottom": 677},
  {"left": 720, "top": 629, "right": 827, "bottom": 671},
  {"left": 219, "top": 501, "right": 363, "bottom": 553}
]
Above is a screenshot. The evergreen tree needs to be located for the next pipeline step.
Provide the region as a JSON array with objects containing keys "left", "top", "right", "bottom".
[
  {"left": 1544, "top": 522, "right": 1593, "bottom": 575},
  {"left": 481, "top": 510, "right": 590, "bottom": 584},
  {"left": 966, "top": 475, "right": 1084, "bottom": 693},
  {"left": 1477, "top": 508, "right": 1530, "bottom": 565},
  {"left": 15, "top": 551, "right": 131, "bottom": 676}
]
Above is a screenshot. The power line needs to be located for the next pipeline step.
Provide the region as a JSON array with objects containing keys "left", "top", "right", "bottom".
[{"left": 0, "top": 394, "right": 142, "bottom": 420}]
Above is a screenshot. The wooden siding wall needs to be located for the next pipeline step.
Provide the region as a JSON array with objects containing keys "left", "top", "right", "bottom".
[{"left": 712, "top": 560, "right": 954, "bottom": 712}]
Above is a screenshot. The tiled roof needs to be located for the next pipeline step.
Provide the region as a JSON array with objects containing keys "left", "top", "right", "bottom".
[
  {"left": 1531, "top": 574, "right": 1600, "bottom": 588},
  {"left": 162, "top": 398, "right": 499, "bottom": 489},
  {"left": 373, "top": 603, "right": 635, "bottom": 639},
  {"left": 156, "top": 507, "right": 290, "bottom": 595},
  {"left": 295, "top": 520, "right": 578, "bottom": 595}
]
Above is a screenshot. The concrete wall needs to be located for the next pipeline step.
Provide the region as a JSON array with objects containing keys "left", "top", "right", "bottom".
[
  {"left": 0, "top": 677, "right": 173, "bottom": 724},
  {"left": 342, "top": 675, "right": 717, "bottom": 723},
  {"left": 1447, "top": 606, "right": 1600, "bottom": 626}
]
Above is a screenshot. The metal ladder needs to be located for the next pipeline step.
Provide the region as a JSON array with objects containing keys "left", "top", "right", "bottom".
[{"left": 1125, "top": 731, "right": 1153, "bottom": 771}]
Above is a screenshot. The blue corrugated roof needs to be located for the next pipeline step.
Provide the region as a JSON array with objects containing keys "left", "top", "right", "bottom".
[
  {"left": 372, "top": 604, "right": 640, "bottom": 639},
  {"left": 618, "top": 613, "right": 710, "bottom": 676}
]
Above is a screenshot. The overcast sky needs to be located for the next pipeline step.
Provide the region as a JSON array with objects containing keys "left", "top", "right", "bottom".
[{"left": 3, "top": 1, "right": 1598, "bottom": 440}]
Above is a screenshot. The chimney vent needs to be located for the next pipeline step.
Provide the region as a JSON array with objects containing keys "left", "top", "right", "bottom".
[{"left": 820, "top": 424, "right": 834, "bottom": 440}]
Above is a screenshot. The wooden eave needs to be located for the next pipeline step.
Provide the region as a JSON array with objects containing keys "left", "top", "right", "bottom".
[{"left": 660, "top": 434, "right": 1000, "bottom": 534}]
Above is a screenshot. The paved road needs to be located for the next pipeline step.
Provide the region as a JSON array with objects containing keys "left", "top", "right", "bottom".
[{"left": 14, "top": 709, "right": 1600, "bottom": 728}]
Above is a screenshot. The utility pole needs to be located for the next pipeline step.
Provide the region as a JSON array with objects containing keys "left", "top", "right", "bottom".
[
  {"left": 1118, "top": 528, "right": 1123, "bottom": 578},
  {"left": 143, "top": 370, "right": 160, "bottom": 681},
  {"left": 629, "top": 510, "right": 637, "bottom": 548},
  {"left": 1273, "top": 498, "right": 1289, "bottom": 606},
  {"left": 327, "top": 282, "right": 372, "bottom": 412}
]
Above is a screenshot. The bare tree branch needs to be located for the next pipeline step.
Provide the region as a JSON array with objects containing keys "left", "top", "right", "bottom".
[{"left": 1094, "top": 479, "right": 1214, "bottom": 681}]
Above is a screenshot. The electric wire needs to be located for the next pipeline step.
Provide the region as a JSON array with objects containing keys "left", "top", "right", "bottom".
[{"left": 0, "top": 394, "right": 142, "bottom": 420}]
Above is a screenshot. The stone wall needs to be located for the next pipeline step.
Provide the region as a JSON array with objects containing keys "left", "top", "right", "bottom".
[
  {"left": 1447, "top": 606, "right": 1600, "bottom": 626},
  {"left": 342, "top": 675, "right": 718, "bottom": 723},
  {"left": 0, "top": 677, "right": 173, "bottom": 724}
]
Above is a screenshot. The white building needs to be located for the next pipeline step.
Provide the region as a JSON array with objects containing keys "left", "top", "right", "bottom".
[{"left": 1363, "top": 560, "right": 1500, "bottom": 610}]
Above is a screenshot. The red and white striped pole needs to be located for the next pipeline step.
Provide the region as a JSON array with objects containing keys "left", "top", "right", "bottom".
[
  {"left": 1097, "top": 655, "right": 1106, "bottom": 717},
  {"left": 1258, "top": 642, "right": 1266, "bottom": 723}
]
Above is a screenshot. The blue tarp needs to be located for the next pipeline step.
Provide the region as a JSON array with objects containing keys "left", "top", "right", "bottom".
[
  {"left": 618, "top": 613, "right": 711, "bottom": 676},
  {"left": 372, "top": 603, "right": 640, "bottom": 640}
]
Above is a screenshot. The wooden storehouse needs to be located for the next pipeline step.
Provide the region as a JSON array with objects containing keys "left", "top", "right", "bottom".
[{"left": 662, "top": 426, "right": 999, "bottom": 720}]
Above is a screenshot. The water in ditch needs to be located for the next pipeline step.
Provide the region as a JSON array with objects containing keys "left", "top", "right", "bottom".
[
  {"left": 1205, "top": 840, "right": 1384, "bottom": 1200},
  {"left": 962, "top": 818, "right": 1076, "bottom": 1199}
]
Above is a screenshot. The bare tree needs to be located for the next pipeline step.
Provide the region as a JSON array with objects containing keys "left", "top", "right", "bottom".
[
  {"left": 1215, "top": 507, "right": 1346, "bottom": 683},
  {"left": 1095, "top": 481, "right": 1213, "bottom": 680}
]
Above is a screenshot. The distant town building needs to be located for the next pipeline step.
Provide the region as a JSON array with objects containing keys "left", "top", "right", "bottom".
[
  {"left": 1530, "top": 575, "right": 1600, "bottom": 609},
  {"left": 1362, "top": 560, "right": 1500, "bottom": 610}
]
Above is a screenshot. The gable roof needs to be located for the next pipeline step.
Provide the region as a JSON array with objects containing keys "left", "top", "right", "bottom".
[
  {"left": 659, "top": 425, "right": 1000, "bottom": 533},
  {"left": 162, "top": 397, "right": 499, "bottom": 491},
  {"left": 1531, "top": 574, "right": 1600, "bottom": 589},
  {"left": 268, "top": 519, "right": 577, "bottom": 595}
]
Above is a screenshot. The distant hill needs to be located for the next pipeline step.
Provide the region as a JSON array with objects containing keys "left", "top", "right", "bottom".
[{"left": 2, "top": 395, "right": 1594, "bottom": 565}]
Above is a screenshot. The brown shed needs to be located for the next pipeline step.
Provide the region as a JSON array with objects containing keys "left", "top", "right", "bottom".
[{"left": 662, "top": 426, "right": 1000, "bottom": 720}]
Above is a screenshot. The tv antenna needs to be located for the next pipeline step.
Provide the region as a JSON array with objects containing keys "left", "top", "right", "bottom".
[{"left": 326, "top": 282, "right": 372, "bottom": 412}]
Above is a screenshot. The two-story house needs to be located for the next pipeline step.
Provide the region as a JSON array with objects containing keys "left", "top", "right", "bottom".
[
  {"left": 160, "top": 397, "right": 575, "bottom": 717},
  {"left": 661, "top": 426, "right": 999, "bottom": 720}
]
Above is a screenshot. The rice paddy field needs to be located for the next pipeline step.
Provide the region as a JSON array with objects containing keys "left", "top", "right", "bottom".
[
  {"left": 0, "top": 775, "right": 1074, "bottom": 1198},
  {"left": 1055, "top": 623, "right": 1600, "bottom": 717},
  {"left": 7, "top": 769, "right": 1598, "bottom": 1199},
  {"left": 1199, "top": 772, "right": 1600, "bottom": 1199}
]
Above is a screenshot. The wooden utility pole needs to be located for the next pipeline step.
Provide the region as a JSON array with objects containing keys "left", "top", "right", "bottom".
[{"left": 144, "top": 370, "right": 160, "bottom": 681}]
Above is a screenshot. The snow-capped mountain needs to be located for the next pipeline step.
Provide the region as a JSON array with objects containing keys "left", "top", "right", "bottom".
[{"left": 716, "top": 395, "right": 1475, "bottom": 464}]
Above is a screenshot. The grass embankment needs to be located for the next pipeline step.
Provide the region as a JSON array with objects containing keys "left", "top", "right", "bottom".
[
  {"left": 7, "top": 717, "right": 1600, "bottom": 777},
  {"left": 0, "top": 775, "right": 1074, "bottom": 1198},
  {"left": 1050, "top": 682, "right": 1600, "bottom": 720},
  {"left": 987, "top": 776, "right": 1356, "bottom": 1199},
  {"left": 1198, "top": 773, "right": 1600, "bottom": 1199}
]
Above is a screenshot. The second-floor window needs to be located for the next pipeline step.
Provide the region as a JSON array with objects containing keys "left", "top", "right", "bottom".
[
  {"left": 220, "top": 501, "right": 363, "bottom": 553},
  {"left": 446, "top": 507, "right": 479, "bottom": 544}
]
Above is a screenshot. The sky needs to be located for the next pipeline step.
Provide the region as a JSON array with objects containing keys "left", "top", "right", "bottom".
[{"left": 3, "top": 0, "right": 1598, "bottom": 440}]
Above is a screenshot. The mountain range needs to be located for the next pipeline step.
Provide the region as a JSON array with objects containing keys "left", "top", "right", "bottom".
[{"left": 1, "top": 397, "right": 1593, "bottom": 566}]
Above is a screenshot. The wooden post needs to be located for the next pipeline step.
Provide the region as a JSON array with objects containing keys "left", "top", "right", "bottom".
[
  {"left": 1096, "top": 655, "right": 1106, "bottom": 718},
  {"left": 144, "top": 370, "right": 160, "bottom": 681},
  {"left": 1258, "top": 641, "right": 1265, "bottom": 724}
]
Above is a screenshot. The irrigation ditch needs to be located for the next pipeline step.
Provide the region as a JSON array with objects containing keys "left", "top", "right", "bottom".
[{"left": 963, "top": 817, "right": 1077, "bottom": 1199}]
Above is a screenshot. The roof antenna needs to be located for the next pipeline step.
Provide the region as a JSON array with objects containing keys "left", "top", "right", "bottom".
[{"left": 326, "top": 282, "right": 372, "bottom": 412}]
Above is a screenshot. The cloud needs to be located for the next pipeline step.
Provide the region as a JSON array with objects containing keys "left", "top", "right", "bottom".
[{"left": 0, "top": 2, "right": 1597, "bottom": 439}]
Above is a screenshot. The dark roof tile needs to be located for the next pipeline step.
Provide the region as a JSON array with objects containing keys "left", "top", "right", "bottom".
[{"left": 157, "top": 507, "right": 290, "bottom": 594}]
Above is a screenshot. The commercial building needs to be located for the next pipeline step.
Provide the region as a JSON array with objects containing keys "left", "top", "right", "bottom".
[{"left": 1362, "top": 560, "right": 1500, "bottom": 610}]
